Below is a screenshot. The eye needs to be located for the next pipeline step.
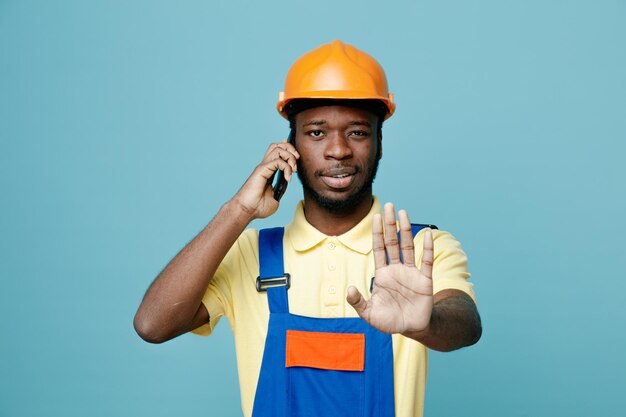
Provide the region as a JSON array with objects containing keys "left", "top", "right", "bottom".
[
  {"left": 350, "top": 130, "right": 370, "bottom": 137},
  {"left": 307, "top": 130, "right": 324, "bottom": 138}
]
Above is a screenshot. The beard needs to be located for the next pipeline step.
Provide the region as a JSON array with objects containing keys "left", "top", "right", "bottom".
[{"left": 296, "top": 157, "right": 380, "bottom": 214}]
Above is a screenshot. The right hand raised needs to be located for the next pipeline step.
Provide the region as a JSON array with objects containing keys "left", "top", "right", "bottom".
[{"left": 231, "top": 140, "right": 300, "bottom": 220}]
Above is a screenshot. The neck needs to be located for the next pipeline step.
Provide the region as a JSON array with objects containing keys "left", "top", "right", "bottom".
[{"left": 301, "top": 192, "right": 374, "bottom": 236}]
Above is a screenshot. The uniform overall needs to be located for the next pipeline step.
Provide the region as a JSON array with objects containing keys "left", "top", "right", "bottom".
[{"left": 251, "top": 225, "right": 431, "bottom": 417}]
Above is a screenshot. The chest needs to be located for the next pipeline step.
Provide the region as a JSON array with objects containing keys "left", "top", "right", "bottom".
[{"left": 282, "top": 240, "right": 375, "bottom": 318}]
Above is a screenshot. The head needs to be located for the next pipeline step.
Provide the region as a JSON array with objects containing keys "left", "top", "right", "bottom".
[
  {"left": 287, "top": 100, "right": 385, "bottom": 213},
  {"left": 276, "top": 40, "right": 395, "bottom": 214}
]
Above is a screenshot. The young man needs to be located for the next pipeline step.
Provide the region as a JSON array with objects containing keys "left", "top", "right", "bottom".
[{"left": 134, "top": 40, "right": 481, "bottom": 417}]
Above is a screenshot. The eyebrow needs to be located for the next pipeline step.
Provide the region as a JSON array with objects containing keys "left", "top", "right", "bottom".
[
  {"left": 302, "top": 120, "right": 327, "bottom": 127},
  {"left": 302, "top": 120, "right": 372, "bottom": 128},
  {"left": 347, "top": 121, "right": 371, "bottom": 127}
]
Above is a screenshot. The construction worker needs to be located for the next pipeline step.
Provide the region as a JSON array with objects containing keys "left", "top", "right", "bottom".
[{"left": 134, "top": 40, "right": 482, "bottom": 417}]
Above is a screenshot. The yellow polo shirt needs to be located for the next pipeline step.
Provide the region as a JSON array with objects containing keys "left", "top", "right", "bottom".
[{"left": 193, "top": 197, "right": 476, "bottom": 417}]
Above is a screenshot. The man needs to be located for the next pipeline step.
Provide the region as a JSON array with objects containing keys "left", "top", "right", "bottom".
[{"left": 134, "top": 40, "right": 481, "bottom": 417}]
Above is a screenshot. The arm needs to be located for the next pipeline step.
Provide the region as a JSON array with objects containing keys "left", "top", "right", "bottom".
[
  {"left": 133, "top": 142, "right": 300, "bottom": 344},
  {"left": 403, "top": 288, "right": 482, "bottom": 352},
  {"left": 347, "top": 203, "right": 482, "bottom": 352}
]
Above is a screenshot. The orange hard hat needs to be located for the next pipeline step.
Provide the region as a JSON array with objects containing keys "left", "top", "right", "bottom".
[{"left": 277, "top": 40, "right": 395, "bottom": 120}]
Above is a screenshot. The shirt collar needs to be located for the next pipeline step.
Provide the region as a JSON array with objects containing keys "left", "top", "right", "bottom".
[{"left": 285, "top": 197, "right": 382, "bottom": 254}]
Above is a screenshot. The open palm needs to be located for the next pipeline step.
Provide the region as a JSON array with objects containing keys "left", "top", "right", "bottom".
[{"left": 347, "top": 203, "right": 434, "bottom": 335}]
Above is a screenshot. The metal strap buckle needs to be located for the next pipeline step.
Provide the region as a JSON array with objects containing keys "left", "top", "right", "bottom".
[{"left": 256, "top": 273, "right": 291, "bottom": 292}]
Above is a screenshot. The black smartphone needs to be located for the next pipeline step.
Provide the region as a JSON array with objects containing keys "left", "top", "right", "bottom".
[{"left": 272, "top": 128, "right": 295, "bottom": 201}]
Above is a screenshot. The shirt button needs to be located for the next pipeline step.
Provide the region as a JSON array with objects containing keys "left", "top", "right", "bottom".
[
  {"left": 328, "top": 242, "right": 336, "bottom": 250},
  {"left": 328, "top": 264, "right": 336, "bottom": 271},
  {"left": 328, "top": 286, "right": 336, "bottom": 294}
]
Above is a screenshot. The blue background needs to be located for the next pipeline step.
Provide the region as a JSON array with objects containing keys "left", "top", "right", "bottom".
[{"left": 1, "top": 1, "right": 625, "bottom": 416}]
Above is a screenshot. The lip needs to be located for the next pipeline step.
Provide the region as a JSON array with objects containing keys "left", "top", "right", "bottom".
[
  {"left": 318, "top": 167, "right": 358, "bottom": 190},
  {"left": 320, "top": 173, "right": 355, "bottom": 190}
]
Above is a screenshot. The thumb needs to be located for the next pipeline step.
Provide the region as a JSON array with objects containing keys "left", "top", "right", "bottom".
[{"left": 346, "top": 286, "right": 368, "bottom": 318}]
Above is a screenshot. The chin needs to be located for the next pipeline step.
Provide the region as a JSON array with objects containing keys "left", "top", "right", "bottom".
[{"left": 305, "top": 186, "right": 372, "bottom": 213}]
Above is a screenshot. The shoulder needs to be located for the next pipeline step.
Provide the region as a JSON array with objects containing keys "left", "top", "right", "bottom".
[
  {"left": 412, "top": 227, "right": 465, "bottom": 252},
  {"left": 234, "top": 228, "right": 260, "bottom": 253},
  {"left": 224, "top": 228, "right": 259, "bottom": 255},
  {"left": 413, "top": 227, "right": 470, "bottom": 274},
  {"left": 414, "top": 227, "right": 476, "bottom": 301},
  {"left": 218, "top": 228, "right": 260, "bottom": 273}
]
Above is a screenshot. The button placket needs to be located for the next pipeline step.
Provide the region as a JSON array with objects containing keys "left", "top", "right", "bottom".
[{"left": 322, "top": 238, "right": 341, "bottom": 307}]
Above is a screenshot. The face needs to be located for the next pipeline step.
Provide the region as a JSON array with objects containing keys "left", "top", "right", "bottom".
[{"left": 294, "top": 105, "right": 381, "bottom": 212}]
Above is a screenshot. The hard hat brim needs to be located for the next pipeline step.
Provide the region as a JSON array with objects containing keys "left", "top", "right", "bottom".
[{"left": 277, "top": 91, "right": 395, "bottom": 120}]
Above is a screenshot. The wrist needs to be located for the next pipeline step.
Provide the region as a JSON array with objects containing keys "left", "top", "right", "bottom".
[
  {"left": 401, "top": 309, "right": 437, "bottom": 341},
  {"left": 224, "top": 197, "right": 257, "bottom": 225}
]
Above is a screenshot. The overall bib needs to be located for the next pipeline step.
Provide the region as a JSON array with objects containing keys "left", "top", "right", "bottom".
[{"left": 251, "top": 225, "right": 431, "bottom": 417}]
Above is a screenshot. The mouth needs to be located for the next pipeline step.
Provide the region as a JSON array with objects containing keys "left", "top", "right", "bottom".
[{"left": 319, "top": 167, "right": 357, "bottom": 190}]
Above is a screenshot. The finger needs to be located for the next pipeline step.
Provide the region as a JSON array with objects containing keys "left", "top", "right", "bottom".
[
  {"left": 267, "top": 148, "right": 298, "bottom": 173},
  {"left": 398, "top": 210, "right": 415, "bottom": 266},
  {"left": 280, "top": 149, "right": 299, "bottom": 172},
  {"left": 258, "top": 158, "right": 292, "bottom": 182},
  {"left": 346, "top": 286, "right": 368, "bottom": 319},
  {"left": 277, "top": 161, "right": 293, "bottom": 182},
  {"left": 420, "top": 229, "right": 434, "bottom": 280},
  {"left": 264, "top": 142, "right": 300, "bottom": 162},
  {"left": 372, "top": 213, "right": 386, "bottom": 269},
  {"left": 383, "top": 202, "right": 400, "bottom": 264},
  {"left": 275, "top": 141, "right": 300, "bottom": 159},
  {"left": 282, "top": 165, "right": 293, "bottom": 182}
]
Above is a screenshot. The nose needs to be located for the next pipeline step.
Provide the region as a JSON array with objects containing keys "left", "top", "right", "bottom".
[{"left": 324, "top": 132, "right": 353, "bottom": 160}]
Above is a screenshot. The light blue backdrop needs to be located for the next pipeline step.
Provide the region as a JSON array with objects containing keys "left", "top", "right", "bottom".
[{"left": 1, "top": 1, "right": 625, "bottom": 416}]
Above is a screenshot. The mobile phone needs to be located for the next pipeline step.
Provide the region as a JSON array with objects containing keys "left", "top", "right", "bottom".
[{"left": 272, "top": 128, "right": 295, "bottom": 201}]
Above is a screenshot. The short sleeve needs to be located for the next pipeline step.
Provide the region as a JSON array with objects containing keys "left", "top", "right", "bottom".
[
  {"left": 191, "top": 228, "right": 259, "bottom": 336},
  {"left": 415, "top": 229, "right": 476, "bottom": 304},
  {"left": 190, "top": 262, "right": 232, "bottom": 336}
]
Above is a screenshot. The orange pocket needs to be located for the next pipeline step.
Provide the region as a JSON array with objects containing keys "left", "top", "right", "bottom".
[{"left": 285, "top": 330, "right": 365, "bottom": 371}]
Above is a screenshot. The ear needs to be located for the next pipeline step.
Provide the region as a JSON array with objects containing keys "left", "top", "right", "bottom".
[{"left": 376, "top": 130, "right": 383, "bottom": 160}]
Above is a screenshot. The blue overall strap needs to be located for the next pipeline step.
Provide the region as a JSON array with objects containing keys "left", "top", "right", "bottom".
[
  {"left": 411, "top": 223, "right": 437, "bottom": 235},
  {"left": 258, "top": 227, "right": 288, "bottom": 314}
]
